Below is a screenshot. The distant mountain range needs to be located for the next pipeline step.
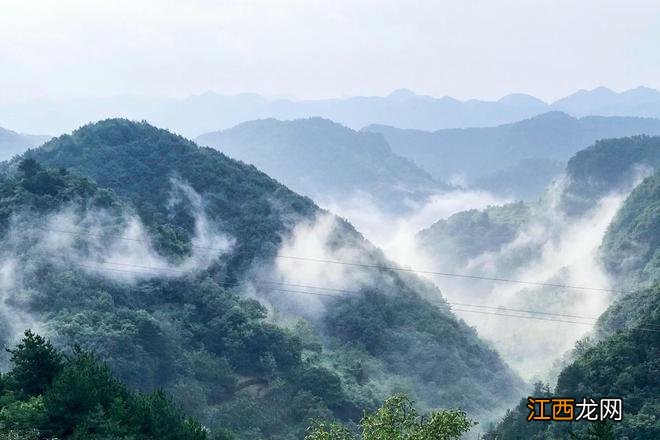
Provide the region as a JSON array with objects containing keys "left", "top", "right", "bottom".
[
  {"left": 197, "top": 118, "right": 445, "bottom": 212},
  {"left": 4, "top": 86, "right": 660, "bottom": 137},
  {"left": 0, "top": 126, "right": 51, "bottom": 161},
  {"left": 365, "top": 112, "right": 660, "bottom": 199}
]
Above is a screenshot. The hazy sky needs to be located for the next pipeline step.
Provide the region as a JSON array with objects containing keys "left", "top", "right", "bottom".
[{"left": 2, "top": 0, "right": 659, "bottom": 103}]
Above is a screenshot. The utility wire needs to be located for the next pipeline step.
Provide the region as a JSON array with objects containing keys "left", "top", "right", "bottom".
[
  {"left": 67, "top": 260, "right": 660, "bottom": 332},
  {"left": 39, "top": 226, "right": 633, "bottom": 295},
  {"left": 76, "top": 260, "right": 599, "bottom": 320},
  {"left": 80, "top": 258, "right": 660, "bottom": 327}
]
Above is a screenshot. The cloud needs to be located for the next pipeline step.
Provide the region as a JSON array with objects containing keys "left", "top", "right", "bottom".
[
  {"left": 320, "top": 189, "right": 510, "bottom": 269},
  {"left": 0, "top": 178, "right": 232, "bottom": 350},
  {"left": 25, "top": 178, "right": 232, "bottom": 281},
  {"left": 245, "top": 213, "right": 377, "bottom": 319},
  {"left": 314, "top": 178, "right": 641, "bottom": 381}
]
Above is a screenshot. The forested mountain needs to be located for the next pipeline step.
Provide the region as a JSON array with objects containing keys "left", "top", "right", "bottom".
[
  {"left": 365, "top": 113, "right": 660, "bottom": 199},
  {"left": 599, "top": 169, "right": 660, "bottom": 294},
  {"left": 416, "top": 202, "right": 531, "bottom": 269},
  {"left": 415, "top": 135, "right": 660, "bottom": 302},
  {"left": 483, "top": 138, "right": 660, "bottom": 439},
  {"left": 6, "top": 86, "right": 660, "bottom": 138},
  {"left": 0, "top": 126, "right": 50, "bottom": 161},
  {"left": 3, "top": 119, "right": 523, "bottom": 438},
  {"left": 197, "top": 118, "right": 444, "bottom": 213},
  {"left": 561, "top": 135, "right": 660, "bottom": 215},
  {"left": 412, "top": 135, "right": 660, "bottom": 383}
]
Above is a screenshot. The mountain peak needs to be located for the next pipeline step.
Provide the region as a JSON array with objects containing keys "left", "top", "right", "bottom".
[
  {"left": 498, "top": 93, "right": 547, "bottom": 107},
  {"left": 387, "top": 88, "right": 418, "bottom": 100}
]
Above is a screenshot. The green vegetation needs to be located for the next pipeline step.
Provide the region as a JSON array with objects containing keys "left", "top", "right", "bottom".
[
  {"left": 0, "top": 119, "right": 524, "bottom": 437},
  {"left": 562, "top": 135, "right": 660, "bottom": 214},
  {"left": 197, "top": 117, "right": 444, "bottom": 213},
  {"left": 365, "top": 113, "right": 660, "bottom": 198},
  {"left": 305, "top": 394, "right": 473, "bottom": 440},
  {"left": 600, "top": 169, "right": 660, "bottom": 289},
  {"left": 484, "top": 284, "right": 659, "bottom": 439},
  {"left": 1, "top": 330, "right": 213, "bottom": 439},
  {"left": 486, "top": 135, "right": 660, "bottom": 438},
  {"left": 416, "top": 202, "right": 530, "bottom": 266}
]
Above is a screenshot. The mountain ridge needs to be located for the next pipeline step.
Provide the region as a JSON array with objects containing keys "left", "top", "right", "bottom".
[
  {"left": 6, "top": 86, "right": 660, "bottom": 137},
  {"left": 9, "top": 118, "right": 524, "bottom": 438}
]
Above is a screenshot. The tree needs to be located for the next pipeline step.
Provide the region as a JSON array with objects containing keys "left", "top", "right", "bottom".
[
  {"left": 305, "top": 394, "right": 474, "bottom": 440},
  {"left": 5, "top": 330, "right": 63, "bottom": 398},
  {"left": 17, "top": 158, "right": 41, "bottom": 179}
]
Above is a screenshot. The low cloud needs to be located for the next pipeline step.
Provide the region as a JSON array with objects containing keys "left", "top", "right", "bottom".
[{"left": 0, "top": 177, "right": 232, "bottom": 352}]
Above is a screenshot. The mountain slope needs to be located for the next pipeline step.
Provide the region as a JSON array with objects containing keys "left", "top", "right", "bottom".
[
  {"left": 365, "top": 113, "right": 660, "bottom": 199},
  {"left": 12, "top": 119, "right": 524, "bottom": 437},
  {"left": 561, "top": 135, "right": 660, "bottom": 215},
  {"left": 599, "top": 169, "right": 660, "bottom": 293},
  {"left": 197, "top": 117, "right": 444, "bottom": 212},
  {"left": 484, "top": 139, "right": 660, "bottom": 439},
  {"left": 0, "top": 126, "right": 50, "bottom": 161}
]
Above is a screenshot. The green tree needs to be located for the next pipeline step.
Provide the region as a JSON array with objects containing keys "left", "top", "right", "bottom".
[
  {"left": 306, "top": 394, "right": 473, "bottom": 440},
  {"left": 5, "top": 330, "right": 63, "bottom": 398}
]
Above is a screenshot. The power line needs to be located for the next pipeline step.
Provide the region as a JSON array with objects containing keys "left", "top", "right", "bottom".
[
  {"left": 66, "top": 260, "right": 660, "bottom": 332},
  {"left": 38, "top": 226, "right": 632, "bottom": 295},
  {"left": 76, "top": 259, "right": 599, "bottom": 320},
  {"left": 82, "top": 259, "right": 660, "bottom": 327}
]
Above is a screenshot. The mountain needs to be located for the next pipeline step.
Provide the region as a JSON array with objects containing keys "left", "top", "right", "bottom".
[
  {"left": 553, "top": 86, "right": 660, "bottom": 117},
  {"left": 561, "top": 135, "right": 660, "bottom": 215},
  {"left": 484, "top": 139, "right": 660, "bottom": 439},
  {"left": 415, "top": 135, "right": 660, "bottom": 286},
  {"left": 0, "top": 91, "right": 551, "bottom": 139},
  {"left": 0, "top": 126, "right": 50, "bottom": 161},
  {"left": 7, "top": 86, "right": 660, "bottom": 138},
  {"left": 411, "top": 135, "right": 660, "bottom": 382},
  {"left": 365, "top": 112, "right": 660, "bottom": 199},
  {"left": 416, "top": 202, "right": 531, "bottom": 268},
  {"left": 197, "top": 118, "right": 444, "bottom": 213},
  {"left": 7, "top": 119, "right": 524, "bottom": 438},
  {"left": 599, "top": 169, "right": 660, "bottom": 292},
  {"left": 473, "top": 158, "right": 565, "bottom": 200}
]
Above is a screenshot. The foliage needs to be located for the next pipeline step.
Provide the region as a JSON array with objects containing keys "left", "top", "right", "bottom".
[
  {"left": 600, "top": 169, "right": 660, "bottom": 288},
  {"left": 4, "top": 331, "right": 63, "bottom": 399},
  {"left": 485, "top": 134, "right": 660, "bottom": 438},
  {"left": 562, "top": 135, "right": 660, "bottom": 214},
  {"left": 197, "top": 118, "right": 444, "bottom": 214},
  {"left": 485, "top": 284, "right": 660, "bottom": 439},
  {"left": 0, "top": 119, "right": 524, "bottom": 437},
  {"left": 0, "top": 331, "right": 211, "bottom": 439},
  {"left": 416, "top": 202, "right": 530, "bottom": 265},
  {"left": 305, "top": 394, "right": 473, "bottom": 440},
  {"left": 367, "top": 113, "right": 660, "bottom": 198}
]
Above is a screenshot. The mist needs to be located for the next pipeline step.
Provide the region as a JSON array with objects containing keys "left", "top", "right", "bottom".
[
  {"left": 315, "top": 179, "right": 640, "bottom": 381},
  {"left": 0, "top": 177, "right": 232, "bottom": 362}
]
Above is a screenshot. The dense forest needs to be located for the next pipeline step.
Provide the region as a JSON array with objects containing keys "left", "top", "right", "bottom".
[
  {"left": 0, "top": 119, "right": 524, "bottom": 438},
  {"left": 0, "top": 330, "right": 216, "bottom": 439}
]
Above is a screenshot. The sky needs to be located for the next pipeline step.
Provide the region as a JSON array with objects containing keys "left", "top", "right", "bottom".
[{"left": 1, "top": 0, "right": 660, "bottom": 103}]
